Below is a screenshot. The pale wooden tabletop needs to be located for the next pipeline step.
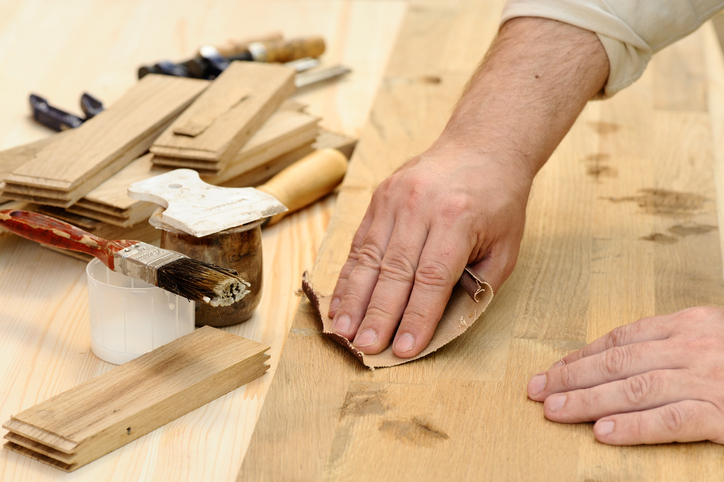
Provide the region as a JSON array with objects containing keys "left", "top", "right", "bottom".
[{"left": 0, "top": 1, "right": 405, "bottom": 480}]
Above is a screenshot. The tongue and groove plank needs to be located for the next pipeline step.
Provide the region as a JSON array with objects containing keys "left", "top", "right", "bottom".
[
  {"left": 150, "top": 62, "right": 296, "bottom": 167},
  {"left": 2, "top": 75, "right": 207, "bottom": 204},
  {"left": 238, "top": 1, "right": 724, "bottom": 481},
  {"left": 3, "top": 327, "right": 270, "bottom": 472}
]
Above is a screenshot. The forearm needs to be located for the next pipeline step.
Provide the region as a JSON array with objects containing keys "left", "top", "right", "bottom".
[{"left": 434, "top": 17, "right": 609, "bottom": 180}]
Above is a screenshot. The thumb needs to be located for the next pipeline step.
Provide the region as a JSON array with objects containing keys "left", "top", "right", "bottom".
[{"left": 467, "top": 245, "right": 519, "bottom": 294}]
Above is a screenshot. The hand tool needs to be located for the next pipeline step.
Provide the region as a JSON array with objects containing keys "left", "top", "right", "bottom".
[
  {"left": 29, "top": 92, "right": 104, "bottom": 131},
  {"left": 138, "top": 36, "right": 326, "bottom": 80},
  {"left": 257, "top": 148, "right": 349, "bottom": 225},
  {"left": 0, "top": 209, "right": 250, "bottom": 307},
  {"left": 127, "top": 168, "right": 287, "bottom": 237}
]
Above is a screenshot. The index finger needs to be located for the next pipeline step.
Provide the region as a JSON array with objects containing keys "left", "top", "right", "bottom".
[
  {"left": 557, "top": 314, "right": 677, "bottom": 366},
  {"left": 391, "top": 223, "right": 470, "bottom": 358}
]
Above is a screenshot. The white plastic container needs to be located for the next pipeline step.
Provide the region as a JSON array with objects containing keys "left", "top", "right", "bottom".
[{"left": 86, "top": 258, "right": 195, "bottom": 365}]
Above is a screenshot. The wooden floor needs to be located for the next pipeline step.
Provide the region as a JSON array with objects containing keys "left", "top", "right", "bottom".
[
  {"left": 4, "top": 0, "right": 724, "bottom": 480},
  {"left": 239, "top": 1, "right": 724, "bottom": 481},
  {"left": 0, "top": 1, "right": 405, "bottom": 480}
]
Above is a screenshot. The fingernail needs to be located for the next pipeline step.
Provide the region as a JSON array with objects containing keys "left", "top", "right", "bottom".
[
  {"left": 550, "top": 359, "right": 565, "bottom": 369},
  {"left": 547, "top": 394, "right": 566, "bottom": 413},
  {"left": 329, "top": 297, "right": 341, "bottom": 314},
  {"left": 528, "top": 374, "right": 547, "bottom": 396},
  {"left": 596, "top": 420, "right": 615, "bottom": 436},
  {"left": 354, "top": 329, "right": 377, "bottom": 347},
  {"left": 332, "top": 314, "right": 351, "bottom": 335},
  {"left": 395, "top": 333, "right": 416, "bottom": 353}
]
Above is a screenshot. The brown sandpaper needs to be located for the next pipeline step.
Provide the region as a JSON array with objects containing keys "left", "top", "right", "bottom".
[{"left": 302, "top": 267, "right": 493, "bottom": 369}]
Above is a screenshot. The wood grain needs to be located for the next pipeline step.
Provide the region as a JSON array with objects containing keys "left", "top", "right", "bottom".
[
  {"left": 4, "top": 75, "right": 207, "bottom": 192},
  {"left": 3, "top": 326, "right": 269, "bottom": 472},
  {"left": 150, "top": 62, "right": 296, "bottom": 165},
  {"left": 239, "top": 2, "right": 724, "bottom": 482},
  {"left": 0, "top": 1, "right": 405, "bottom": 481}
]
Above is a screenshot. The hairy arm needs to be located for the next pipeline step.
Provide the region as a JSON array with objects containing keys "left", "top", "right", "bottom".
[{"left": 328, "top": 17, "right": 609, "bottom": 358}]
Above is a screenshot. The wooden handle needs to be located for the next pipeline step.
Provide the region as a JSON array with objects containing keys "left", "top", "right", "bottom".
[
  {"left": 0, "top": 210, "right": 134, "bottom": 268},
  {"left": 255, "top": 36, "right": 326, "bottom": 63},
  {"left": 257, "top": 148, "right": 348, "bottom": 226},
  {"left": 198, "top": 32, "right": 284, "bottom": 58}
]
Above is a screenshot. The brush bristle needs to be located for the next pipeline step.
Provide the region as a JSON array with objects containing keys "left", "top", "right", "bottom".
[{"left": 156, "top": 258, "right": 250, "bottom": 306}]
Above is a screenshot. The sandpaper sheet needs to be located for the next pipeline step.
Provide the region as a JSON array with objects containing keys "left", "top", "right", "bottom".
[{"left": 302, "top": 267, "right": 493, "bottom": 368}]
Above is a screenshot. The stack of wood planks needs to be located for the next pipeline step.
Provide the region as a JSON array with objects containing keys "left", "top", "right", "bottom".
[
  {"left": 3, "top": 327, "right": 270, "bottom": 472},
  {"left": 1, "top": 75, "right": 207, "bottom": 208},
  {"left": 0, "top": 61, "right": 339, "bottom": 238}
]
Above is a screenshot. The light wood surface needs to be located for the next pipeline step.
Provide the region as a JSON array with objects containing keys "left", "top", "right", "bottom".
[
  {"left": 0, "top": 1, "right": 405, "bottom": 480},
  {"left": 239, "top": 1, "right": 724, "bottom": 481}
]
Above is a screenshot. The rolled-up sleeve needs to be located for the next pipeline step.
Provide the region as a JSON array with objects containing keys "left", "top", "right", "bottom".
[{"left": 501, "top": 0, "right": 724, "bottom": 97}]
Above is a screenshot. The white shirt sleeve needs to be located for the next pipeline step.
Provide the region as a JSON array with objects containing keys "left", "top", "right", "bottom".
[{"left": 501, "top": 0, "right": 724, "bottom": 97}]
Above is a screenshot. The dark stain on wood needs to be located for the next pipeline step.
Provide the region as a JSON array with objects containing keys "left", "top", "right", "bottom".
[
  {"left": 584, "top": 153, "right": 617, "bottom": 180},
  {"left": 668, "top": 223, "right": 717, "bottom": 237},
  {"left": 640, "top": 233, "right": 678, "bottom": 244},
  {"left": 587, "top": 165, "right": 618, "bottom": 180},
  {"left": 609, "top": 189, "right": 707, "bottom": 216},
  {"left": 379, "top": 417, "right": 449, "bottom": 446},
  {"left": 419, "top": 75, "right": 442, "bottom": 84},
  {"left": 588, "top": 121, "right": 621, "bottom": 135}
]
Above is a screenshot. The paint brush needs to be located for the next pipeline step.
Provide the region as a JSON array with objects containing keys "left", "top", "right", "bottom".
[{"left": 0, "top": 210, "right": 250, "bottom": 307}]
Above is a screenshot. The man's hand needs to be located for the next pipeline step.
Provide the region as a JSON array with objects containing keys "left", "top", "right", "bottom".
[
  {"left": 328, "top": 17, "right": 609, "bottom": 358},
  {"left": 328, "top": 145, "right": 530, "bottom": 358},
  {"left": 528, "top": 307, "right": 724, "bottom": 445}
]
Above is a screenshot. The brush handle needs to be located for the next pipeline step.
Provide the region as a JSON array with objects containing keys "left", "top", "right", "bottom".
[
  {"left": 0, "top": 210, "right": 136, "bottom": 269},
  {"left": 257, "top": 148, "right": 348, "bottom": 226}
]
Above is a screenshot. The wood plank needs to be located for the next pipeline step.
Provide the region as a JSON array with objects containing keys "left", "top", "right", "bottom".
[
  {"left": 1, "top": 118, "right": 171, "bottom": 207},
  {"left": 150, "top": 62, "right": 296, "bottom": 166},
  {"left": 4, "top": 75, "right": 207, "bottom": 191},
  {"left": 240, "top": 4, "right": 724, "bottom": 482},
  {"left": 4, "top": 326, "right": 270, "bottom": 472},
  {"left": 71, "top": 110, "right": 319, "bottom": 225}
]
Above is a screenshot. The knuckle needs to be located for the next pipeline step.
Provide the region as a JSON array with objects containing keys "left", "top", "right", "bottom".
[
  {"left": 415, "top": 260, "right": 454, "bottom": 289},
  {"left": 363, "top": 304, "right": 394, "bottom": 323},
  {"left": 683, "top": 306, "right": 718, "bottom": 320},
  {"left": 605, "top": 326, "right": 628, "bottom": 350},
  {"left": 623, "top": 373, "right": 654, "bottom": 406},
  {"left": 379, "top": 253, "right": 416, "bottom": 283},
  {"left": 558, "top": 364, "right": 576, "bottom": 390},
  {"left": 661, "top": 405, "right": 685, "bottom": 434},
  {"left": 439, "top": 194, "right": 472, "bottom": 219},
  {"left": 356, "top": 242, "right": 386, "bottom": 269},
  {"left": 602, "top": 346, "right": 629, "bottom": 377}
]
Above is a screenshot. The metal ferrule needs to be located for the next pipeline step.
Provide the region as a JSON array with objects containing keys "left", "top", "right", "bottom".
[
  {"left": 112, "top": 242, "right": 187, "bottom": 285},
  {"left": 247, "top": 42, "right": 268, "bottom": 62}
]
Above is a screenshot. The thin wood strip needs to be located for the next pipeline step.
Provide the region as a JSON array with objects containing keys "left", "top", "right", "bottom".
[
  {"left": 6, "top": 75, "right": 208, "bottom": 190},
  {"left": 4, "top": 442, "right": 73, "bottom": 472},
  {"left": 4, "top": 432, "right": 75, "bottom": 464},
  {"left": 173, "top": 83, "right": 252, "bottom": 137},
  {"left": 1, "top": 118, "right": 173, "bottom": 207},
  {"left": 2, "top": 419, "right": 77, "bottom": 453},
  {"left": 5, "top": 326, "right": 269, "bottom": 472},
  {"left": 151, "top": 62, "right": 296, "bottom": 165}
]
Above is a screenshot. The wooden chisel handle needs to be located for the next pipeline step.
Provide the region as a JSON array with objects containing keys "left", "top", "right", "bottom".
[
  {"left": 258, "top": 149, "right": 348, "bottom": 226},
  {"left": 0, "top": 210, "right": 135, "bottom": 267},
  {"left": 198, "top": 32, "right": 283, "bottom": 58},
  {"left": 250, "top": 36, "right": 326, "bottom": 63}
]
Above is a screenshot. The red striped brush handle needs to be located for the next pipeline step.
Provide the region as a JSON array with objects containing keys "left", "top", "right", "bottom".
[{"left": 0, "top": 210, "right": 138, "bottom": 270}]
